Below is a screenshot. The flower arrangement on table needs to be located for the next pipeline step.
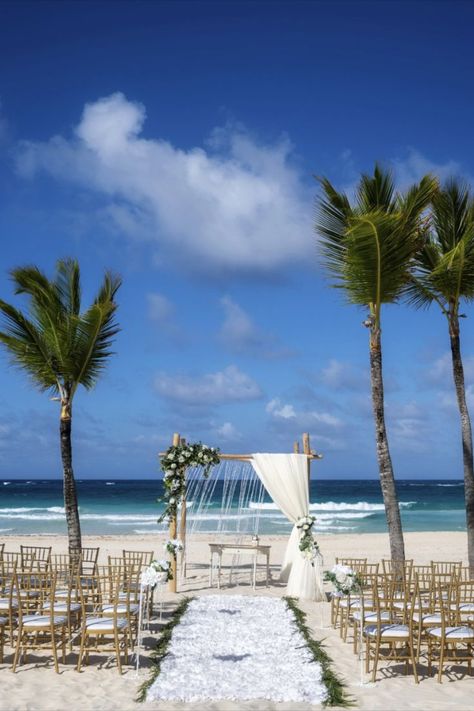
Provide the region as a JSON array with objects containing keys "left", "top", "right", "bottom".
[
  {"left": 140, "top": 559, "right": 173, "bottom": 586},
  {"left": 324, "top": 564, "right": 361, "bottom": 594},
  {"left": 296, "top": 515, "right": 321, "bottom": 564},
  {"left": 158, "top": 442, "right": 221, "bottom": 525}
]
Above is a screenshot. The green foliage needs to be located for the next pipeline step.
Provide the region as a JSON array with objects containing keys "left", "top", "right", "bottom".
[
  {"left": 315, "top": 165, "right": 437, "bottom": 322},
  {"left": 159, "top": 442, "right": 220, "bottom": 523},
  {"left": 0, "top": 258, "right": 121, "bottom": 399},
  {"left": 406, "top": 179, "right": 474, "bottom": 314},
  {"left": 136, "top": 597, "right": 193, "bottom": 702},
  {"left": 284, "top": 597, "right": 352, "bottom": 707}
]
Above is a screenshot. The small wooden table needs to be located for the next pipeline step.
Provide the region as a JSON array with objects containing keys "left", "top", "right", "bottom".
[{"left": 209, "top": 543, "right": 271, "bottom": 590}]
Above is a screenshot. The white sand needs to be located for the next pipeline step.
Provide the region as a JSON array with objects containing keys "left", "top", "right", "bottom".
[{"left": 1, "top": 531, "right": 473, "bottom": 710}]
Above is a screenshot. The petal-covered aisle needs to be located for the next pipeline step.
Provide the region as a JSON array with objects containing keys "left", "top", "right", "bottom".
[{"left": 147, "top": 595, "right": 327, "bottom": 705}]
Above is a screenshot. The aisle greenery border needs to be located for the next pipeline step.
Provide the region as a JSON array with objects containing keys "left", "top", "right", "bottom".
[
  {"left": 284, "top": 596, "right": 352, "bottom": 707},
  {"left": 137, "top": 596, "right": 193, "bottom": 702}
]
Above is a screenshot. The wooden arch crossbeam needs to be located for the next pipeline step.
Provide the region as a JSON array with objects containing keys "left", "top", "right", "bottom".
[{"left": 159, "top": 432, "right": 322, "bottom": 592}]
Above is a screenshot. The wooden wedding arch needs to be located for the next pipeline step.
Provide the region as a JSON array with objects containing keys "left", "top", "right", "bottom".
[{"left": 160, "top": 432, "right": 322, "bottom": 592}]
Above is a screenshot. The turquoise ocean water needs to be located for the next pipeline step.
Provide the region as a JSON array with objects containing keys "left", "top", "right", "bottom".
[{"left": 0, "top": 478, "right": 467, "bottom": 537}]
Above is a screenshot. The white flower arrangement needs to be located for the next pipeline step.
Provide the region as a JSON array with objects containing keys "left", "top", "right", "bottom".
[
  {"left": 324, "top": 564, "right": 360, "bottom": 594},
  {"left": 165, "top": 538, "right": 184, "bottom": 557},
  {"left": 140, "top": 559, "right": 172, "bottom": 586},
  {"left": 158, "top": 442, "right": 220, "bottom": 524},
  {"left": 296, "top": 514, "right": 320, "bottom": 563}
]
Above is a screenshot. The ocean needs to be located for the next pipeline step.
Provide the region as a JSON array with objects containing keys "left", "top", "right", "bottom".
[{"left": 0, "top": 478, "right": 467, "bottom": 537}]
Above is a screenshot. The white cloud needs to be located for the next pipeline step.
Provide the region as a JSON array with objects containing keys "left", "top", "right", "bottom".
[
  {"left": 266, "top": 398, "right": 342, "bottom": 427},
  {"left": 216, "top": 422, "right": 242, "bottom": 441},
  {"left": 154, "top": 365, "right": 262, "bottom": 405},
  {"left": 266, "top": 398, "right": 296, "bottom": 419},
  {"left": 392, "top": 150, "right": 464, "bottom": 189},
  {"left": 16, "top": 93, "right": 313, "bottom": 274},
  {"left": 426, "top": 352, "right": 474, "bottom": 384},
  {"left": 218, "top": 296, "right": 293, "bottom": 358}
]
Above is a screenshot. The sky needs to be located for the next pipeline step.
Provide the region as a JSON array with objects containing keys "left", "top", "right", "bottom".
[{"left": 0, "top": 0, "right": 473, "bottom": 480}]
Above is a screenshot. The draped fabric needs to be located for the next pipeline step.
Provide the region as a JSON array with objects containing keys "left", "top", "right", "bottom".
[{"left": 250, "top": 453, "right": 324, "bottom": 601}]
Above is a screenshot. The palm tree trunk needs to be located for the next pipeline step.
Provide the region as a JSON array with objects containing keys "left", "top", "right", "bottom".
[
  {"left": 60, "top": 401, "right": 82, "bottom": 566},
  {"left": 449, "top": 314, "right": 474, "bottom": 574},
  {"left": 369, "top": 327, "right": 405, "bottom": 562}
]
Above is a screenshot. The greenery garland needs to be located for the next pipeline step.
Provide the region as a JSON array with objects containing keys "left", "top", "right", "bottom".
[
  {"left": 137, "top": 596, "right": 193, "bottom": 702},
  {"left": 158, "top": 442, "right": 220, "bottom": 524},
  {"left": 284, "top": 597, "right": 352, "bottom": 708}
]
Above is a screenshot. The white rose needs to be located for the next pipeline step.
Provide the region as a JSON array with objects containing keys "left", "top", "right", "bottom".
[{"left": 303, "top": 524, "right": 310, "bottom": 530}]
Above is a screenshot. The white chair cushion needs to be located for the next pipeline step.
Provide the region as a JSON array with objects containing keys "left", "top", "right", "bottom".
[
  {"left": 0, "top": 598, "right": 18, "bottom": 610},
  {"left": 0, "top": 616, "right": 6, "bottom": 626},
  {"left": 43, "top": 601, "right": 81, "bottom": 613},
  {"left": 85, "top": 616, "right": 129, "bottom": 632},
  {"left": 22, "top": 614, "right": 67, "bottom": 627},
  {"left": 353, "top": 611, "right": 390, "bottom": 622},
  {"left": 340, "top": 598, "right": 373, "bottom": 609},
  {"left": 102, "top": 603, "right": 139, "bottom": 615},
  {"left": 364, "top": 624, "right": 410, "bottom": 638},
  {"left": 457, "top": 603, "right": 474, "bottom": 613},
  {"left": 412, "top": 612, "right": 442, "bottom": 624},
  {"left": 428, "top": 626, "right": 474, "bottom": 639}
]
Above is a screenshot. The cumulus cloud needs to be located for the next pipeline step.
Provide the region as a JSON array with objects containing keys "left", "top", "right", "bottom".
[
  {"left": 392, "top": 150, "right": 464, "bottom": 189},
  {"left": 16, "top": 92, "right": 313, "bottom": 274},
  {"left": 154, "top": 365, "right": 262, "bottom": 405},
  {"left": 266, "top": 398, "right": 342, "bottom": 427},
  {"left": 216, "top": 421, "right": 242, "bottom": 441},
  {"left": 218, "top": 296, "right": 294, "bottom": 358}
]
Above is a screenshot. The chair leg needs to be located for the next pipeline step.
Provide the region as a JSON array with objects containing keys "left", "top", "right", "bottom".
[
  {"left": 372, "top": 639, "right": 380, "bottom": 683},
  {"left": 437, "top": 641, "right": 444, "bottom": 684},
  {"left": 114, "top": 632, "right": 122, "bottom": 674},
  {"left": 51, "top": 631, "right": 60, "bottom": 673},
  {"left": 77, "top": 632, "right": 86, "bottom": 672},
  {"left": 12, "top": 628, "right": 24, "bottom": 673},
  {"left": 410, "top": 641, "right": 419, "bottom": 684}
]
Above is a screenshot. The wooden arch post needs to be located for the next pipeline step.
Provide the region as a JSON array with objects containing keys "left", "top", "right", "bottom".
[{"left": 168, "top": 432, "right": 180, "bottom": 593}]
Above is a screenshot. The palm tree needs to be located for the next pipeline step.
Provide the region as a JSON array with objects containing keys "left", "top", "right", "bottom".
[
  {"left": 314, "top": 165, "right": 437, "bottom": 562},
  {"left": 0, "top": 259, "right": 121, "bottom": 564},
  {"left": 407, "top": 179, "right": 474, "bottom": 572}
]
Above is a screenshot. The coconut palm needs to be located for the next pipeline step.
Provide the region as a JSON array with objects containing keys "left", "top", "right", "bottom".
[
  {"left": 407, "top": 179, "right": 474, "bottom": 572},
  {"left": 314, "top": 165, "right": 437, "bottom": 562},
  {"left": 0, "top": 259, "right": 121, "bottom": 564}
]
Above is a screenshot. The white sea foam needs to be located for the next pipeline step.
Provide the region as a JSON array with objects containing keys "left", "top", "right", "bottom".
[
  {"left": 0, "top": 528, "right": 13, "bottom": 532},
  {"left": 0, "top": 506, "right": 65, "bottom": 514},
  {"left": 248, "top": 500, "right": 416, "bottom": 512},
  {"left": 105, "top": 482, "right": 115, "bottom": 485},
  {"left": 437, "top": 483, "right": 463, "bottom": 487}
]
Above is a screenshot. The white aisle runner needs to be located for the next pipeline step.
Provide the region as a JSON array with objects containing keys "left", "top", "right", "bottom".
[{"left": 147, "top": 595, "right": 327, "bottom": 705}]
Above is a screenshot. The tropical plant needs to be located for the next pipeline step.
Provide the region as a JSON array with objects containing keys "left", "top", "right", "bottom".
[
  {"left": 0, "top": 259, "right": 121, "bottom": 564},
  {"left": 406, "top": 179, "right": 474, "bottom": 572},
  {"left": 314, "top": 165, "right": 437, "bottom": 561}
]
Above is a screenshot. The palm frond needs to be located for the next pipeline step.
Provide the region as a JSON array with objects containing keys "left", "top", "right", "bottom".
[
  {"left": 0, "top": 299, "right": 58, "bottom": 391},
  {"left": 355, "top": 164, "right": 396, "bottom": 213},
  {"left": 0, "top": 260, "right": 121, "bottom": 399}
]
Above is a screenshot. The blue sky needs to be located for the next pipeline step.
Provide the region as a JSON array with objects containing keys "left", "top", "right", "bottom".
[{"left": 0, "top": 0, "right": 473, "bottom": 480}]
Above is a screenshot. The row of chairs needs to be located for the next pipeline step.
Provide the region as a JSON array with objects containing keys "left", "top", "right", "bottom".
[
  {"left": 331, "top": 558, "right": 474, "bottom": 683},
  {"left": 0, "top": 546, "right": 156, "bottom": 674}
]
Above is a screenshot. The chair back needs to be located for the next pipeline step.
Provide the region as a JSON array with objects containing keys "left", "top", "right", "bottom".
[
  {"left": 1, "top": 551, "right": 20, "bottom": 573},
  {"left": 123, "top": 549, "right": 154, "bottom": 567},
  {"left": 454, "top": 580, "right": 474, "bottom": 624},
  {"left": 14, "top": 570, "right": 53, "bottom": 620},
  {"left": 20, "top": 545, "right": 52, "bottom": 572},
  {"left": 335, "top": 557, "right": 367, "bottom": 573},
  {"left": 431, "top": 561, "right": 462, "bottom": 576},
  {"left": 80, "top": 547, "right": 100, "bottom": 575}
]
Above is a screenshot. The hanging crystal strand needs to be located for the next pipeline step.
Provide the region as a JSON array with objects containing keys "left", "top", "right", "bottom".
[{"left": 253, "top": 477, "right": 265, "bottom": 536}]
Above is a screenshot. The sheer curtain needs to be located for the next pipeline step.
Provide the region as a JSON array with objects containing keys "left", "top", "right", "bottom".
[{"left": 251, "top": 453, "right": 324, "bottom": 601}]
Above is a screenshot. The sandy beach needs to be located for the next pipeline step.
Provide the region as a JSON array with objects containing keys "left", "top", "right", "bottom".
[{"left": 1, "top": 531, "right": 473, "bottom": 711}]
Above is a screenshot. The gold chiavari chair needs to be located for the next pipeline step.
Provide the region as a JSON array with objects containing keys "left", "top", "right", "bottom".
[
  {"left": 20, "top": 545, "right": 52, "bottom": 572},
  {"left": 123, "top": 549, "right": 154, "bottom": 567},
  {"left": 12, "top": 571, "right": 68, "bottom": 673},
  {"left": 43, "top": 572, "right": 81, "bottom": 646},
  {"left": 331, "top": 558, "right": 367, "bottom": 628},
  {"left": 80, "top": 547, "right": 100, "bottom": 576},
  {"left": 0, "top": 564, "right": 19, "bottom": 645},
  {"left": 76, "top": 568, "right": 131, "bottom": 674},
  {"left": 426, "top": 579, "right": 474, "bottom": 682},
  {"left": 411, "top": 574, "right": 442, "bottom": 651},
  {"left": 431, "top": 561, "right": 462, "bottom": 576},
  {"left": 364, "top": 574, "right": 419, "bottom": 683},
  {"left": 2, "top": 551, "right": 20, "bottom": 572},
  {"left": 381, "top": 559, "right": 414, "bottom": 582}
]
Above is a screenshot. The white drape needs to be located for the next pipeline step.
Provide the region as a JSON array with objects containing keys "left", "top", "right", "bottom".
[{"left": 251, "top": 453, "right": 324, "bottom": 601}]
